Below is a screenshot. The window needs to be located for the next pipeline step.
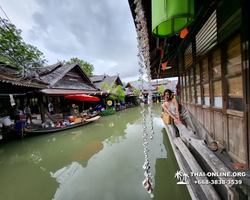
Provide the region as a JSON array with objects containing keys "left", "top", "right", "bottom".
[
  {"left": 69, "top": 78, "right": 78, "bottom": 81},
  {"left": 227, "top": 36, "right": 242, "bottom": 74},
  {"left": 186, "top": 71, "right": 189, "bottom": 102},
  {"left": 30, "top": 98, "right": 38, "bottom": 106},
  {"left": 180, "top": 76, "right": 183, "bottom": 101},
  {"left": 202, "top": 59, "right": 209, "bottom": 82},
  {"left": 202, "top": 58, "right": 210, "bottom": 106},
  {"left": 203, "top": 83, "right": 210, "bottom": 106},
  {"left": 211, "top": 49, "right": 222, "bottom": 108},
  {"left": 190, "top": 68, "right": 195, "bottom": 103},
  {"left": 183, "top": 74, "right": 186, "bottom": 101},
  {"left": 212, "top": 49, "right": 221, "bottom": 78},
  {"left": 226, "top": 35, "right": 243, "bottom": 111},
  {"left": 227, "top": 76, "right": 243, "bottom": 111},
  {"left": 213, "top": 81, "right": 222, "bottom": 108},
  {"left": 195, "top": 64, "right": 201, "bottom": 104}
]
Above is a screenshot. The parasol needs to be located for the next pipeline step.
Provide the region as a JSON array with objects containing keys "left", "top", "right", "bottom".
[{"left": 65, "top": 94, "right": 100, "bottom": 101}]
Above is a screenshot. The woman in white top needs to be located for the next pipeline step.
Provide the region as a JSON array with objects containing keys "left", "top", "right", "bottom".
[{"left": 162, "top": 89, "right": 213, "bottom": 144}]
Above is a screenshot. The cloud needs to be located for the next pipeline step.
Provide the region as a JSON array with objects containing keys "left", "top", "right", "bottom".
[{"left": 1, "top": 0, "right": 143, "bottom": 82}]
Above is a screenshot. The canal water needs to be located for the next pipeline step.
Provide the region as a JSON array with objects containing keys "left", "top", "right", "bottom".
[{"left": 0, "top": 103, "right": 191, "bottom": 200}]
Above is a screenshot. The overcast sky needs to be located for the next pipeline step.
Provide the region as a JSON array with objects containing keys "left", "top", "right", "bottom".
[{"left": 0, "top": 0, "right": 177, "bottom": 83}]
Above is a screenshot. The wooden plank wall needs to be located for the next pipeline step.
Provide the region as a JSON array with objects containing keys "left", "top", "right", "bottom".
[{"left": 178, "top": 1, "right": 249, "bottom": 167}]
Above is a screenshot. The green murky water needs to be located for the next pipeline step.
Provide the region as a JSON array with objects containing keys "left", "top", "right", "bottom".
[{"left": 0, "top": 104, "right": 191, "bottom": 200}]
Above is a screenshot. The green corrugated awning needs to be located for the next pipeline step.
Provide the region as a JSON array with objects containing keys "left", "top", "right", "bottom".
[{"left": 152, "top": 0, "right": 195, "bottom": 38}]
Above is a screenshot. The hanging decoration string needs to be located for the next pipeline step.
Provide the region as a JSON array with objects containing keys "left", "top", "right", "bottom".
[{"left": 134, "top": 0, "right": 154, "bottom": 198}]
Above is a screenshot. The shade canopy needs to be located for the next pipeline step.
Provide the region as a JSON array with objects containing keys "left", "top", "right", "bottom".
[
  {"left": 65, "top": 94, "right": 100, "bottom": 101},
  {"left": 152, "top": 0, "right": 195, "bottom": 38}
]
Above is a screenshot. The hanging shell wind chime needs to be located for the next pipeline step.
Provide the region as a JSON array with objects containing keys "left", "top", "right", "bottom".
[{"left": 134, "top": 0, "right": 154, "bottom": 198}]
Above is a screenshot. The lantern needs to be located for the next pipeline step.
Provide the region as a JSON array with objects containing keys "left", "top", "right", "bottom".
[
  {"left": 130, "top": 83, "right": 133, "bottom": 86},
  {"left": 152, "top": 0, "right": 195, "bottom": 38},
  {"left": 156, "top": 86, "right": 158, "bottom": 90}
]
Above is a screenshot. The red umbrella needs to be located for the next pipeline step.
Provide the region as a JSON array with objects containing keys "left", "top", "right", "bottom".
[{"left": 65, "top": 94, "right": 100, "bottom": 101}]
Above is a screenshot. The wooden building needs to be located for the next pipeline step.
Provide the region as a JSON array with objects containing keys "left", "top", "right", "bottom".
[
  {"left": 35, "top": 62, "right": 102, "bottom": 115},
  {"left": 129, "top": 0, "right": 249, "bottom": 199},
  {"left": 90, "top": 74, "right": 123, "bottom": 89},
  {"left": 0, "top": 63, "right": 48, "bottom": 116},
  {"left": 125, "top": 80, "right": 157, "bottom": 94},
  {"left": 151, "top": 79, "right": 177, "bottom": 91}
]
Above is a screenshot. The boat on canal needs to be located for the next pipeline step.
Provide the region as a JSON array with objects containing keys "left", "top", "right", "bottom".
[
  {"left": 25, "top": 115, "right": 101, "bottom": 135},
  {"left": 1, "top": 115, "right": 101, "bottom": 140}
]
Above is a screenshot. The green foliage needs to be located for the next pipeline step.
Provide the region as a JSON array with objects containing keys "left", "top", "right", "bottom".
[
  {"left": 62, "top": 57, "right": 94, "bottom": 77},
  {"left": 101, "top": 82, "right": 125, "bottom": 103},
  {"left": 0, "top": 18, "right": 47, "bottom": 70},
  {"left": 158, "top": 85, "right": 165, "bottom": 95},
  {"left": 100, "top": 108, "right": 116, "bottom": 116},
  {"left": 133, "top": 88, "right": 140, "bottom": 96}
]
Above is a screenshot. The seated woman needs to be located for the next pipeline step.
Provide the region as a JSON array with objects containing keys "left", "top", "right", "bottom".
[{"left": 162, "top": 89, "right": 213, "bottom": 144}]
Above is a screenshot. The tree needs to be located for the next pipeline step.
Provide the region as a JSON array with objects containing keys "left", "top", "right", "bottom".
[
  {"left": 158, "top": 84, "right": 165, "bottom": 95},
  {"left": 0, "top": 18, "right": 47, "bottom": 71},
  {"left": 62, "top": 57, "right": 94, "bottom": 77},
  {"left": 101, "top": 82, "right": 125, "bottom": 103},
  {"left": 133, "top": 88, "right": 140, "bottom": 96}
]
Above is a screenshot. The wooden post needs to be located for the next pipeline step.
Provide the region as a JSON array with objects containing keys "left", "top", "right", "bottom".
[
  {"left": 38, "top": 93, "right": 46, "bottom": 123},
  {"left": 241, "top": 0, "right": 250, "bottom": 169}
]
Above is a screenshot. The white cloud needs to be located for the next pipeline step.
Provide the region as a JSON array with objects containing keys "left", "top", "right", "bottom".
[{"left": 0, "top": 0, "right": 146, "bottom": 82}]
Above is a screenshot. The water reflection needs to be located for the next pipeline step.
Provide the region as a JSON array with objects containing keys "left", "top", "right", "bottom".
[
  {"left": 50, "top": 162, "right": 83, "bottom": 200},
  {"left": 72, "top": 140, "right": 103, "bottom": 163},
  {"left": 0, "top": 104, "right": 190, "bottom": 200},
  {"left": 153, "top": 128, "right": 191, "bottom": 200}
]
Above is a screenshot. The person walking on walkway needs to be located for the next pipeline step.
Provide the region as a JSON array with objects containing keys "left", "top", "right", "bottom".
[
  {"left": 48, "top": 102, "right": 54, "bottom": 115},
  {"left": 24, "top": 105, "right": 33, "bottom": 124}
]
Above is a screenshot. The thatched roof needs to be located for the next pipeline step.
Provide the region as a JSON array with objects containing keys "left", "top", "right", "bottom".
[
  {"left": 125, "top": 80, "right": 156, "bottom": 91},
  {"left": 151, "top": 79, "right": 177, "bottom": 92},
  {"left": 90, "top": 75, "right": 123, "bottom": 89},
  {"left": 39, "top": 62, "right": 96, "bottom": 89},
  {"left": 0, "top": 62, "right": 48, "bottom": 91},
  {"left": 37, "top": 62, "right": 62, "bottom": 75},
  {"left": 52, "top": 79, "right": 96, "bottom": 90},
  {"left": 90, "top": 75, "right": 105, "bottom": 82}
]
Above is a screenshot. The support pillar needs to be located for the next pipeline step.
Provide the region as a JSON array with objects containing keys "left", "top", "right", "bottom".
[{"left": 38, "top": 93, "right": 46, "bottom": 123}]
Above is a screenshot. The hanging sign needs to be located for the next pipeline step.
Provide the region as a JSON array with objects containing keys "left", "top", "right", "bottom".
[{"left": 107, "top": 100, "right": 112, "bottom": 106}]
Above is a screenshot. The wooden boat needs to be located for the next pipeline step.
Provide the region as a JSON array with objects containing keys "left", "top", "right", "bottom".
[
  {"left": 85, "top": 116, "right": 101, "bottom": 122},
  {"left": 25, "top": 115, "right": 101, "bottom": 135}
]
